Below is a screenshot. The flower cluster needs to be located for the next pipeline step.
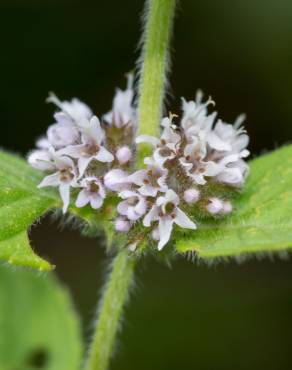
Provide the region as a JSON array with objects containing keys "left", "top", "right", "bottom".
[
  {"left": 28, "top": 82, "right": 250, "bottom": 251},
  {"left": 28, "top": 75, "right": 135, "bottom": 213}
]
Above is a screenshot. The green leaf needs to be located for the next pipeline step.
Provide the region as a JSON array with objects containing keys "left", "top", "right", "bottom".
[
  {"left": 176, "top": 145, "right": 292, "bottom": 259},
  {"left": 0, "top": 150, "right": 59, "bottom": 270},
  {"left": 0, "top": 264, "right": 82, "bottom": 370}
]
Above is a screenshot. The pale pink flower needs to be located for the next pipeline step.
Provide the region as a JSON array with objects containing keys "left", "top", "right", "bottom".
[
  {"left": 207, "top": 115, "right": 249, "bottom": 154},
  {"left": 117, "top": 190, "right": 147, "bottom": 221},
  {"left": 76, "top": 176, "right": 105, "bottom": 209},
  {"left": 143, "top": 189, "right": 196, "bottom": 250},
  {"left": 58, "top": 116, "right": 114, "bottom": 177},
  {"left": 181, "top": 92, "right": 216, "bottom": 141},
  {"left": 47, "top": 93, "right": 93, "bottom": 124},
  {"left": 126, "top": 157, "right": 168, "bottom": 197},
  {"left": 38, "top": 154, "right": 78, "bottom": 213},
  {"left": 180, "top": 142, "right": 220, "bottom": 185},
  {"left": 136, "top": 117, "right": 181, "bottom": 166}
]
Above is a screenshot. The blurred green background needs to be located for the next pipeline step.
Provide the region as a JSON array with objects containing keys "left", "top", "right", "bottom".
[{"left": 1, "top": 0, "right": 292, "bottom": 369}]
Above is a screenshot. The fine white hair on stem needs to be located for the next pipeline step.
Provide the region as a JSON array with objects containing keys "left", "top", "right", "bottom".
[
  {"left": 135, "top": 0, "right": 173, "bottom": 110},
  {"left": 83, "top": 250, "right": 135, "bottom": 370},
  {"left": 136, "top": 0, "right": 177, "bottom": 139}
]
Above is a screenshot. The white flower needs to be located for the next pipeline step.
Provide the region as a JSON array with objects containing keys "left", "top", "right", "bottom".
[
  {"left": 103, "top": 74, "right": 135, "bottom": 128},
  {"left": 58, "top": 116, "right": 114, "bottom": 177},
  {"left": 136, "top": 117, "right": 181, "bottom": 166},
  {"left": 207, "top": 115, "right": 249, "bottom": 155},
  {"left": 117, "top": 190, "right": 147, "bottom": 221},
  {"left": 27, "top": 149, "right": 55, "bottom": 171},
  {"left": 143, "top": 189, "right": 196, "bottom": 250},
  {"left": 104, "top": 169, "right": 130, "bottom": 191},
  {"left": 38, "top": 154, "right": 78, "bottom": 213},
  {"left": 116, "top": 146, "right": 132, "bottom": 165},
  {"left": 47, "top": 93, "right": 93, "bottom": 124},
  {"left": 126, "top": 157, "right": 168, "bottom": 197},
  {"left": 76, "top": 176, "right": 105, "bottom": 209},
  {"left": 181, "top": 92, "right": 216, "bottom": 141},
  {"left": 180, "top": 142, "right": 220, "bottom": 185},
  {"left": 214, "top": 155, "right": 249, "bottom": 186}
]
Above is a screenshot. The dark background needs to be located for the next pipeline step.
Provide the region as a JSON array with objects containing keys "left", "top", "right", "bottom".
[{"left": 1, "top": 0, "right": 292, "bottom": 369}]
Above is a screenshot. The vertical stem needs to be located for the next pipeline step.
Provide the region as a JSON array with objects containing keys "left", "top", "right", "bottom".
[
  {"left": 84, "top": 250, "right": 135, "bottom": 370},
  {"left": 137, "top": 0, "right": 176, "bottom": 159},
  {"left": 85, "top": 1, "right": 176, "bottom": 370}
]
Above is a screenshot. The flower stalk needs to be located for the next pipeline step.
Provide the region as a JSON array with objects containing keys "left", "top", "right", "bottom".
[{"left": 84, "top": 250, "right": 135, "bottom": 370}]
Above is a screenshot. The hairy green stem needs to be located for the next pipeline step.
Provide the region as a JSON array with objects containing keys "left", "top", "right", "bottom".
[
  {"left": 85, "top": 1, "right": 176, "bottom": 370},
  {"left": 137, "top": 0, "right": 176, "bottom": 160},
  {"left": 84, "top": 250, "right": 135, "bottom": 370}
]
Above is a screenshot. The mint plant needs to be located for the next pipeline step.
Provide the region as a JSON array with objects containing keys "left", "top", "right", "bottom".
[{"left": 1, "top": 0, "right": 292, "bottom": 369}]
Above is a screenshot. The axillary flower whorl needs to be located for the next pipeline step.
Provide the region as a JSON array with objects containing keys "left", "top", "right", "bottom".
[{"left": 28, "top": 77, "right": 250, "bottom": 251}]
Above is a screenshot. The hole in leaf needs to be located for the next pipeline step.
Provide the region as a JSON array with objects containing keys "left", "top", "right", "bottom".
[{"left": 26, "top": 348, "right": 49, "bottom": 369}]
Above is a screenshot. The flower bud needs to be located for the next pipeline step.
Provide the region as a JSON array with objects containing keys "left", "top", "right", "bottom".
[
  {"left": 115, "top": 217, "right": 131, "bottom": 232},
  {"left": 116, "top": 146, "right": 132, "bottom": 165},
  {"left": 222, "top": 201, "right": 232, "bottom": 214},
  {"left": 206, "top": 197, "right": 223, "bottom": 214},
  {"left": 183, "top": 188, "right": 200, "bottom": 204},
  {"left": 128, "top": 242, "right": 137, "bottom": 252},
  {"left": 152, "top": 227, "right": 160, "bottom": 241}
]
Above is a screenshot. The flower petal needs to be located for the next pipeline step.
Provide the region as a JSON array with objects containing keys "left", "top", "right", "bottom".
[
  {"left": 217, "top": 167, "right": 243, "bottom": 185},
  {"left": 59, "top": 183, "right": 70, "bottom": 213},
  {"left": 207, "top": 131, "right": 232, "bottom": 151},
  {"left": 78, "top": 156, "right": 93, "bottom": 177},
  {"left": 175, "top": 208, "right": 197, "bottom": 229},
  {"left": 126, "top": 170, "right": 147, "bottom": 186},
  {"left": 58, "top": 145, "right": 84, "bottom": 159},
  {"left": 90, "top": 195, "right": 103, "bottom": 209},
  {"left": 143, "top": 205, "right": 159, "bottom": 227},
  {"left": 157, "top": 217, "right": 174, "bottom": 250},
  {"left": 38, "top": 173, "right": 59, "bottom": 188},
  {"left": 139, "top": 184, "right": 158, "bottom": 197},
  {"left": 117, "top": 200, "right": 129, "bottom": 216},
  {"left": 164, "top": 189, "right": 179, "bottom": 205},
  {"left": 53, "top": 154, "right": 75, "bottom": 169},
  {"left": 104, "top": 169, "right": 129, "bottom": 191},
  {"left": 127, "top": 207, "right": 141, "bottom": 221},
  {"left": 134, "top": 198, "right": 147, "bottom": 216},
  {"left": 76, "top": 189, "right": 90, "bottom": 208},
  {"left": 95, "top": 146, "right": 114, "bottom": 163},
  {"left": 28, "top": 150, "right": 55, "bottom": 171}
]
